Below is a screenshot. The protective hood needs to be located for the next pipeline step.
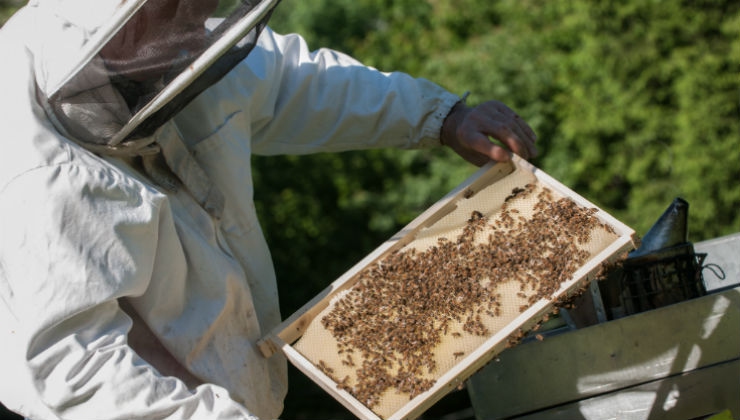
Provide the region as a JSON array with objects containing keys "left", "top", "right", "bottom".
[{"left": 33, "top": 0, "right": 280, "bottom": 156}]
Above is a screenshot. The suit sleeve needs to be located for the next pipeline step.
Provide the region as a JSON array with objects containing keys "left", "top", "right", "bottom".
[{"left": 175, "top": 27, "right": 461, "bottom": 156}]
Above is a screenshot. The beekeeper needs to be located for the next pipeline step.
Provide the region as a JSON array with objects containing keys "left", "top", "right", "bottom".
[{"left": 0, "top": 0, "right": 537, "bottom": 418}]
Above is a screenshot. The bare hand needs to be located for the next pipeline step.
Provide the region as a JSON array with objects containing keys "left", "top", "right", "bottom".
[{"left": 440, "top": 99, "right": 538, "bottom": 166}]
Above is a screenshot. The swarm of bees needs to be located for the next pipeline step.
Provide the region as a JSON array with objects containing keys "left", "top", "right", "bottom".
[{"left": 315, "top": 182, "right": 616, "bottom": 411}]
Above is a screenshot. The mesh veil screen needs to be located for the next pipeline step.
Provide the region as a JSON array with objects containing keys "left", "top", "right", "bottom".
[{"left": 46, "top": 0, "right": 279, "bottom": 150}]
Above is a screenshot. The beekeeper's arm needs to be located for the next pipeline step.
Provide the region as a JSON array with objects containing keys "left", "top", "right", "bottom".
[{"left": 178, "top": 27, "right": 537, "bottom": 161}]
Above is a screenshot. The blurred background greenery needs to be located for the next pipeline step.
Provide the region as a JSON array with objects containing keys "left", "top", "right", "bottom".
[{"left": 1, "top": 0, "right": 738, "bottom": 418}]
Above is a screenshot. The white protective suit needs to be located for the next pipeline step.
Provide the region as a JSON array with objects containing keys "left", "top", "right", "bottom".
[{"left": 0, "top": 1, "right": 460, "bottom": 419}]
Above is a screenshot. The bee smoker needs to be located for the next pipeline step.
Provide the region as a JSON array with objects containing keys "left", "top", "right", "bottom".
[{"left": 604, "top": 198, "right": 707, "bottom": 318}]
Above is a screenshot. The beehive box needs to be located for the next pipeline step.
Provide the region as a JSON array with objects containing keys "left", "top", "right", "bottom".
[{"left": 258, "top": 156, "right": 638, "bottom": 420}]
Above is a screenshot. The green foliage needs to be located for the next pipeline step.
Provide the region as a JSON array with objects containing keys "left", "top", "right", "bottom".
[
  {"left": 537, "top": 1, "right": 740, "bottom": 239},
  {"left": 0, "top": 0, "right": 24, "bottom": 26}
]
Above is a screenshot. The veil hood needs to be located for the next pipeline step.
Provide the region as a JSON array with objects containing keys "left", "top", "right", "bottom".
[{"left": 31, "top": 0, "right": 280, "bottom": 155}]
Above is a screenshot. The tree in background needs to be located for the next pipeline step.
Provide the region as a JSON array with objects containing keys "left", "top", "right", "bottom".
[{"left": 0, "top": 0, "right": 23, "bottom": 23}]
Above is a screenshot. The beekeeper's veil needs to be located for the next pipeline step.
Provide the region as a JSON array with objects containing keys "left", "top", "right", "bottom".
[{"left": 34, "top": 0, "right": 280, "bottom": 157}]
